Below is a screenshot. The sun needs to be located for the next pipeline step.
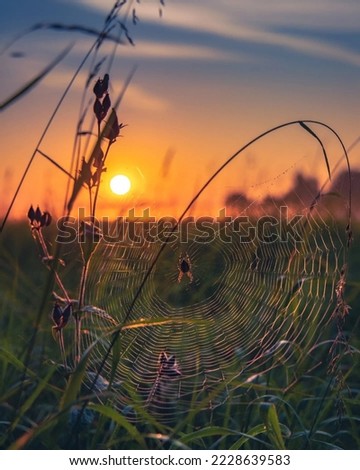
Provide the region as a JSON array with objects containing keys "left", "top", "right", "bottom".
[{"left": 110, "top": 174, "right": 131, "bottom": 195}]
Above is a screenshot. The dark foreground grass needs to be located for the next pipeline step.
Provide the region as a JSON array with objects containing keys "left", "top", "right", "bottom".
[{"left": 0, "top": 221, "right": 359, "bottom": 450}]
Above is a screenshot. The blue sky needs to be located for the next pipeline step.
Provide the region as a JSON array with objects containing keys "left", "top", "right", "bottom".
[{"left": 1, "top": 0, "right": 359, "bottom": 218}]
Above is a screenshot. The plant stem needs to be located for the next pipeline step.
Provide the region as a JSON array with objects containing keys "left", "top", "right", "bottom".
[
  {"left": 74, "top": 256, "right": 89, "bottom": 366},
  {"left": 92, "top": 140, "right": 112, "bottom": 218},
  {"left": 36, "top": 230, "right": 70, "bottom": 302},
  {"left": 74, "top": 313, "right": 82, "bottom": 367},
  {"left": 89, "top": 186, "right": 93, "bottom": 219},
  {"left": 58, "top": 329, "right": 68, "bottom": 373},
  {"left": 36, "top": 228, "right": 70, "bottom": 371}
]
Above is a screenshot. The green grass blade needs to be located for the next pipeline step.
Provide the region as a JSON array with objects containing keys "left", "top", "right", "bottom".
[
  {"left": 229, "top": 424, "right": 269, "bottom": 450},
  {"left": 10, "top": 367, "right": 56, "bottom": 433},
  {"left": 0, "top": 348, "right": 59, "bottom": 393},
  {"left": 180, "top": 426, "right": 238, "bottom": 445},
  {"left": 60, "top": 349, "right": 90, "bottom": 410},
  {"left": 260, "top": 403, "right": 286, "bottom": 449},
  {"left": 88, "top": 403, "right": 146, "bottom": 448}
]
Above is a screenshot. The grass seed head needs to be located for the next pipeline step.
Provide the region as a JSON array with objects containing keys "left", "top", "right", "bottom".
[
  {"left": 52, "top": 302, "right": 72, "bottom": 332},
  {"left": 28, "top": 205, "right": 52, "bottom": 229},
  {"left": 93, "top": 98, "right": 103, "bottom": 122},
  {"left": 104, "top": 109, "right": 125, "bottom": 142},
  {"left": 93, "top": 74, "right": 110, "bottom": 99}
]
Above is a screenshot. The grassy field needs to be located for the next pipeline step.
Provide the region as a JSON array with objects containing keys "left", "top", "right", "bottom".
[{"left": 0, "top": 219, "right": 359, "bottom": 450}]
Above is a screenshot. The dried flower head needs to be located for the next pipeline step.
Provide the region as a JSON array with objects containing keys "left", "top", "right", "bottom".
[
  {"left": 28, "top": 205, "right": 52, "bottom": 230},
  {"left": 93, "top": 73, "right": 110, "bottom": 99},
  {"left": 79, "top": 157, "right": 93, "bottom": 187},
  {"left": 91, "top": 166, "right": 106, "bottom": 186},
  {"left": 93, "top": 93, "right": 112, "bottom": 124},
  {"left": 102, "top": 93, "right": 111, "bottom": 116},
  {"left": 102, "top": 73, "right": 109, "bottom": 92},
  {"left": 159, "top": 352, "right": 181, "bottom": 378},
  {"left": 52, "top": 302, "right": 72, "bottom": 332},
  {"left": 103, "top": 109, "right": 125, "bottom": 142},
  {"left": 93, "top": 98, "right": 103, "bottom": 122}
]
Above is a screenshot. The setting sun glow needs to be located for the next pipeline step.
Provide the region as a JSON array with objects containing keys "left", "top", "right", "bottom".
[{"left": 110, "top": 175, "right": 131, "bottom": 195}]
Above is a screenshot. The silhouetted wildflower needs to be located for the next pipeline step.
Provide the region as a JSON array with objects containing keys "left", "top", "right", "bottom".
[
  {"left": 52, "top": 302, "right": 72, "bottom": 332},
  {"left": 93, "top": 73, "right": 109, "bottom": 99},
  {"left": 159, "top": 352, "right": 181, "bottom": 378},
  {"left": 93, "top": 93, "right": 112, "bottom": 124},
  {"left": 79, "top": 158, "right": 93, "bottom": 187},
  {"left": 27, "top": 205, "right": 52, "bottom": 230},
  {"left": 93, "top": 98, "right": 103, "bottom": 122},
  {"left": 102, "top": 93, "right": 111, "bottom": 116},
  {"left": 104, "top": 109, "right": 125, "bottom": 142}
]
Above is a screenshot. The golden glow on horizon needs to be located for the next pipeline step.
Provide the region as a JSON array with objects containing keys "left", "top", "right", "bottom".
[{"left": 110, "top": 174, "right": 131, "bottom": 195}]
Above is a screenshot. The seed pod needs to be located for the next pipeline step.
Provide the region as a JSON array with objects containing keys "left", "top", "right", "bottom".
[
  {"left": 93, "top": 98, "right": 103, "bottom": 123},
  {"left": 103, "top": 109, "right": 124, "bottom": 142},
  {"left": 93, "top": 78, "right": 104, "bottom": 99},
  {"left": 79, "top": 158, "right": 92, "bottom": 186},
  {"left": 102, "top": 73, "right": 109, "bottom": 93},
  {"left": 27, "top": 205, "right": 36, "bottom": 223},
  {"left": 92, "top": 166, "right": 106, "bottom": 186},
  {"left": 93, "top": 74, "right": 110, "bottom": 99},
  {"left": 102, "top": 93, "right": 111, "bottom": 118},
  {"left": 52, "top": 303, "right": 63, "bottom": 327},
  {"left": 180, "top": 259, "right": 190, "bottom": 273},
  {"left": 45, "top": 212, "right": 52, "bottom": 226},
  {"left": 35, "top": 206, "right": 42, "bottom": 223},
  {"left": 167, "top": 355, "right": 176, "bottom": 367},
  {"left": 41, "top": 211, "right": 52, "bottom": 227},
  {"left": 163, "top": 354, "right": 181, "bottom": 378},
  {"left": 62, "top": 304, "right": 72, "bottom": 327}
]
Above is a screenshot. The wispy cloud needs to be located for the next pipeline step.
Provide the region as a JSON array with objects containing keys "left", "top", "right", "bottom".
[
  {"left": 118, "top": 40, "right": 244, "bottom": 62},
  {"left": 74, "top": 0, "right": 360, "bottom": 66},
  {"left": 123, "top": 83, "right": 169, "bottom": 112},
  {"left": 98, "top": 0, "right": 357, "bottom": 68},
  {"left": 70, "top": 34, "right": 248, "bottom": 63},
  {"left": 223, "top": 0, "right": 360, "bottom": 31},
  {"left": 76, "top": 0, "right": 360, "bottom": 34},
  {"left": 224, "top": 24, "right": 360, "bottom": 67},
  {"left": 152, "top": 1, "right": 360, "bottom": 68}
]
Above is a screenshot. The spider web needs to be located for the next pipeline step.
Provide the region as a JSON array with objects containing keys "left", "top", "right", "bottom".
[{"left": 80, "top": 130, "right": 351, "bottom": 422}]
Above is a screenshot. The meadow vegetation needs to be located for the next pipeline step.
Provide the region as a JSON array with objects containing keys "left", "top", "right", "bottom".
[{"left": 0, "top": 0, "right": 359, "bottom": 450}]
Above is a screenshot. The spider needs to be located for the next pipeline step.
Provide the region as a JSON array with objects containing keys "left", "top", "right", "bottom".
[{"left": 177, "top": 252, "right": 193, "bottom": 283}]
